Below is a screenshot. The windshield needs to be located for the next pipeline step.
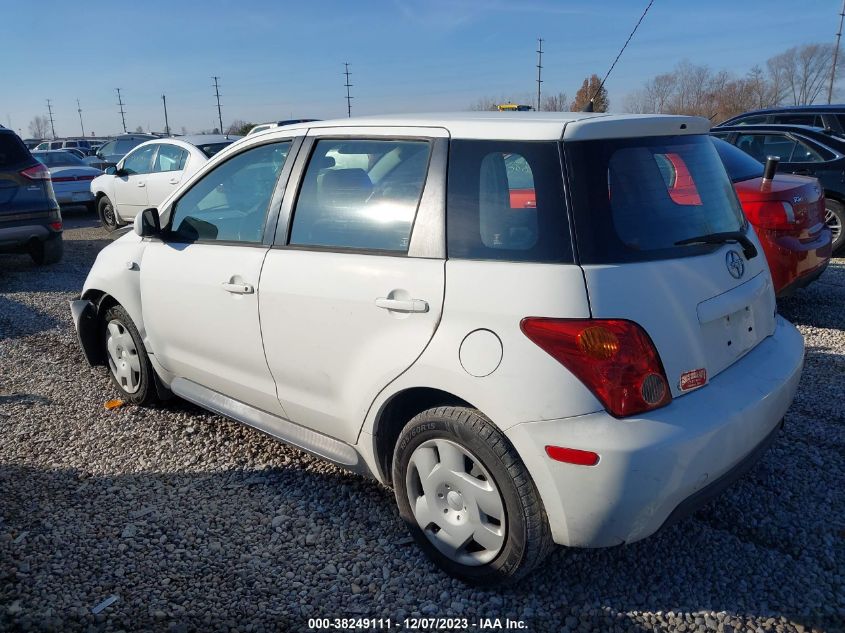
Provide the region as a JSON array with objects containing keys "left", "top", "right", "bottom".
[
  {"left": 565, "top": 134, "right": 746, "bottom": 263},
  {"left": 197, "top": 141, "right": 233, "bottom": 158},
  {"left": 33, "top": 151, "right": 84, "bottom": 167},
  {"left": 711, "top": 136, "right": 765, "bottom": 182}
]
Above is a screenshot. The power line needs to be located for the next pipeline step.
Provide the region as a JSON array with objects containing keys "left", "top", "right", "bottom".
[
  {"left": 344, "top": 63, "right": 353, "bottom": 118},
  {"left": 588, "top": 0, "right": 656, "bottom": 109},
  {"left": 46, "top": 99, "right": 56, "bottom": 139},
  {"left": 162, "top": 94, "right": 170, "bottom": 136},
  {"left": 76, "top": 99, "right": 86, "bottom": 138},
  {"left": 828, "top": 0, "right": 845, "bottom": 104},
  {"left": 212, "top": 76, "right": 224, "bottom": 134},
  {"left": 115, "top": 88, "right": 127, "bottom": 133},
  {"left": 536, "top": 37, "right": 544, "bottom": 111}
]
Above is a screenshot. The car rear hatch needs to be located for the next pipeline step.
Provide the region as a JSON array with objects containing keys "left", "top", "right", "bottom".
[
  {"left": 564, "top": 131, "right": 777, "bottom": 398},
  {"left": 0, "top": 132, "right": 56, "bottom": 219}
]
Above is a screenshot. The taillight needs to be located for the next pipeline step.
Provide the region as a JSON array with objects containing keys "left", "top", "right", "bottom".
[
  {"left": 520, "top": 318, "right": 672, "bottom": 418},
  {"left": 744, "top": 199, "right": 798, "bottom": 231},
  {"left": 20, "top": 164, "right": 51, "bottom": 180},
  {"left": 49, "top": 221, "right": 62, "bottom": 231}
]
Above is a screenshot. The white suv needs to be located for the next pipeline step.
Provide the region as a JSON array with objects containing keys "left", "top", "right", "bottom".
[{"left": 71, "top": 113, "right": 804, "bottom": 584}]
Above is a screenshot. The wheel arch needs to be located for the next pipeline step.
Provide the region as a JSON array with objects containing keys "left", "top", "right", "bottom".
[{"left": 371, "top": 386, "right": 477, "bottom": 485}]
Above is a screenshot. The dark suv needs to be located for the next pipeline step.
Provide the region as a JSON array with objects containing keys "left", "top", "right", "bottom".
[
  {"left": 716, "top": 105, "right": 845, "bottom": 135},
  {"left": 0, "top": 128, "right": 63, "bottom": 265}
]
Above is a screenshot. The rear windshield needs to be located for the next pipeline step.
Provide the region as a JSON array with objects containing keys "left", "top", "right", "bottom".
[
  {"left": 565, "top": 134, "right": 746, "bottom": 264},
  {"left": 197, "top": 142, "right": 233, "bottom": 158},
  {"left": 33, "top": 151, "right": 83, "bottom": 167},
  {"left": 711, "top": 136, "right": 764, "bottom": 182},
  {"left": 0, "top": 133, "right": 31, "bottom": 168}
]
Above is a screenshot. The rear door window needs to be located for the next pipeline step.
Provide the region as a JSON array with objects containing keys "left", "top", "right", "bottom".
[
  {"left": 447, "top": 140, "right": 572, "bottom": 262},
  {"left": 289, "top": 138, "right": 431, "bottom": 252},
  {"left": 153, "top": 144, "right": 188, "bottom": 172},
  {"left": 735, "top": 133, "right": 796, "bottom": 162},
  {"left": 565, "top": 134, "right": 745, "bottom": 263}
]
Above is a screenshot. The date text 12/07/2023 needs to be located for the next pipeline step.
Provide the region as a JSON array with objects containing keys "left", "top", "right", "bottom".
[{"left": 306, "top": 617, "right": 529, "bottom": 630}]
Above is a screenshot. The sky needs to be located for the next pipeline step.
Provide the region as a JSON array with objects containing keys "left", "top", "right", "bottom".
[{"left": 1, "top": 0, "right": 840, "bottom": 138}]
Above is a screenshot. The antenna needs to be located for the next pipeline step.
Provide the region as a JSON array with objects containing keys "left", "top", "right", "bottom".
[
  {"left": 536, "top": 37, "right": 544, "bottom": 111},
  {"left": 116, "top": 88, "right": 127, "bottom": 133},
  {"left": 46, "top": 99, "right": 56, "bottom": 139},
  {"left": 828, "top": 0, "right": 845, "bottom": 104},
  {"left": 76, "top": 99, "right": 85, "bottom": 138},
  {"left": 162, "top": 94, "right": 170, "bottom": 136},
  {"left": 212, "top": 76, "right": 224, "bottom": 135},
  {"left": 587, "top": 0, "right": 655, "bottom": 110},
  {"left": 344, "top": 63, "right": 353, "bottom": 118}
]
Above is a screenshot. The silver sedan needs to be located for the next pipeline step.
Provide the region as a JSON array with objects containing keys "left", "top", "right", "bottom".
[{"left": 32, "top": 150, "right": 103, "bottom": 210}]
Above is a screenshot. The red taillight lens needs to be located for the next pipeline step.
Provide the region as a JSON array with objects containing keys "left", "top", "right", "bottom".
[
  {"left": 49, "top": 221, "right": 62, "bottom": 231},
  {"left": 20, "top": 164, "right": 51, "bottom": 181},
  {"left": 520, "top": 318, "right": 672, "bottom": 417},
  {"left": 743, "top": 199, "right": 797, "bottom": 231}
]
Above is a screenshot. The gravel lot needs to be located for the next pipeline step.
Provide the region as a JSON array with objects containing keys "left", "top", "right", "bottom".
[{"left": 1, "top": 213, "right": 843, "bottom": 633}]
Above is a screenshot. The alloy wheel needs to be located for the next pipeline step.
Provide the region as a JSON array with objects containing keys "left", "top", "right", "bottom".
[
  {"left": 405, "top": 438, "right": 506, "bottom": 566},
  {"left": 825, "top": 206, "right": 842, "bottom": 245}
]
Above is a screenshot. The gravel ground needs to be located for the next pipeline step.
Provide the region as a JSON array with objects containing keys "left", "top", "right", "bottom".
[{"left": 1, "top": 212, "right": 843, "bottom": 633}]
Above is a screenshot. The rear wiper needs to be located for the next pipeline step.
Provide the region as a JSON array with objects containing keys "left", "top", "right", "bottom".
[{"left": 675, "top": 231, "right": 758, "bottom": 259}]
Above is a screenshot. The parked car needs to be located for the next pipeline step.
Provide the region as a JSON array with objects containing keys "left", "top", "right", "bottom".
[
  {"left": 86, "top": 134, "right": 158, "bottom": 171},
  {"left": 71, "top": 113, "right": 803, "bottom": 584},
  {"left": 716, "top": 104, "right": 845, "bottom": 135},
  {"left": 33, "top": 138, "right": 93, "bottom": 153},
  {"left": 58, "top": 147, "right": 87, "bottom": 160},
  {"left": 247, "top": 119, "right": 319, "bottom": 135},
  {"left": 23, "top": 138, "right": 44, "bottom": 150},
  {"left": 90, "top": 135, "right": 238, "bottom": 230},
  {"left": 32, "top": 150, "right": 103, "bottom": 211},
  {"left": 0, "top": 129, "right": 63, "bottom": 264},
  {"left": 712, "top": 124, "right": 845, "bottom": 253},
  {"left": 711, "top": 137, "right": 831, "bottom": 295}
]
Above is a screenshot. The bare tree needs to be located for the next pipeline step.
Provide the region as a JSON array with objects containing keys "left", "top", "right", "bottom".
[
  {"left": 767, "top": 43, "right": 841, "bottom": 105},
  {"left": 28, "top": 115, "right": 50, "bottom": 139},
  {"left": 541, "top": 92, "right": 569, "bottom": 111},
  {"left": 225, "top": 119, "right": 254, "bottom": 135}
]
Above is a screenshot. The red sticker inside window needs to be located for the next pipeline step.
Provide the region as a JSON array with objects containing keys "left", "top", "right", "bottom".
[{"left": 679, "top": 368, "right": 707, "bottom": 391}]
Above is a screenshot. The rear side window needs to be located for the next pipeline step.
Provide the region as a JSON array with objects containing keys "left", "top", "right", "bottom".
[
  {"left": 289, "top": 138, "right": 431, "bottom": 252},
  {"left": 447, "top": 140, "right": 572, "bottom": 262},
  {"left": 566, "top": 135, "right": 745, "bottom": 263},
  {"left": 0, "top": 134, "right": 30, "bottom": 167},
  {"left": 711, "top": 137, "right": 764, "bottom": 182},
  {"left": 153, "top": 144, "right": 188, "bottom": 172}
]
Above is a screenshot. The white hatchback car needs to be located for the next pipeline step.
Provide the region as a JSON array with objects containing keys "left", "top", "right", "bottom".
[
  {"left": 90, "top": 135, "right": 237, "bottom": 231},
  {"left": 71, "top": 113, "right": 804, "bottom": 584}
]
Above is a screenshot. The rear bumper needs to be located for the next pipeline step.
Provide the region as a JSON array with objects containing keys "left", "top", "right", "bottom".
[
  {"left": 777, "top": 259, "right": 829, "bottom": 298},
  {"left": 0, "top": 218, "right": 61, "bottom": 250},
  {"left": 54, "top": 189, "right": 94, "bottom": 205},
  {"left": 506, "top": 315, "right": 804, "bottom": 547},
  {"left": 759, "top": 227, "right": 832, "bottom": 296}
]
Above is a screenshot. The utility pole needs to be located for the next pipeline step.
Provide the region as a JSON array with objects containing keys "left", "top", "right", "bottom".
[
  {"left": 76, "top": 99, "right": 86, "bottom": 138},
  {"left": 828, "top": 0, "right": 845, "bottom": 104},
  {"left": 162, "top": 94, "right": 170, "bottom": 136},
  {"left": 212, "top": 76, "right": 223, "bottom": 134},
  {"left": 46, "top": 99, "right": 56, "bottom": 139},
  {"left": 344, "top": 63, "right": 353, "bottom": 118},
  {"left": 536, "top": 37, "right": 544, "bottom": 111},
  {"left": 116, "top": 88, "right": 127, "bottom": 133}
]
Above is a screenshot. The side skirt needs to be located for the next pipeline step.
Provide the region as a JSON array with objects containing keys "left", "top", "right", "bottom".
[{"left": 170, "top": 378, "right": 371, "bottom": 477}]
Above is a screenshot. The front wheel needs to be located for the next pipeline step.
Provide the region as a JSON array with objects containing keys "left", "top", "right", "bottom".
[
  {"left": 392, "top": 406, "right": 553, "bottom": 585},
  {"left": 101, "top": 304, "right": 157, "bottom": 405},
  {"left": 97, "top": 195, "right": 121, "bottom": 232},
  {"left": 825, "top": 198, "right": 844, "bottom": 254}
]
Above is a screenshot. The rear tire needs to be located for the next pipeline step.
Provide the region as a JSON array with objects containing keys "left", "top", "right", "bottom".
[
  {"left": 98, "top": 195, "right": 121, "bottom": 232},
  {"left": 825, "top": 198, "right": 844, "bottom": 254},
  {"left": 101, "top": 304, "right": 157, "bottom": 405},
  {"left": 392, "top": 406, "right": 553, "bottom": 585},
  {"left": 29, "top": 236, "right": 63, "bottom": 265}
]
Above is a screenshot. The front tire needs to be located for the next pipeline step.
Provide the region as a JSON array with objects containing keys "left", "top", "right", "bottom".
[
  {"left": 101, "top": 304, "right": 157, "bottom": 405},
  {"left": 392, "top": 406, "right": 553, "bottom": 585},
  {"left": 825, "top": 198, "right": 844, "bottom": 254},
  {"left": 98, "top": 195, "right": 121, "bottom": 232}
]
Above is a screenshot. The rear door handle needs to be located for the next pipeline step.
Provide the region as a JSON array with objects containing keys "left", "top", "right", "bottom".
[
  {"left": 792, "top": 169, "right": 811, "bottom": 175},
  {"left": 222, "top": 281, "right": 254, "bottom": 294},
  {"left": 375, "top": 298, "right": 428, "bottom": 313},
  {"left": 137, "top": 181, "right": 146, "bottom": 187},
  {"left": 169, "top": 177, "right": 180, "bottom": 184}
]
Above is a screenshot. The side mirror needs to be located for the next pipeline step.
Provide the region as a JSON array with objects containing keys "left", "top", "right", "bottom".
[
  {"left": 135, "top": 207, "right": 161, "bottom": 237},
  {"left": 105, "top": 166, "right": 116, "bottom": 175},
  {"left": 114, "top": 167, "right": 128, "bottom": 177}
]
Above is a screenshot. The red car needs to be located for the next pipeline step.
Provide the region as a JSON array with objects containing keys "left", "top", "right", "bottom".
[{"left": 713, "top": 138, "right": 831, "bottom": 297}]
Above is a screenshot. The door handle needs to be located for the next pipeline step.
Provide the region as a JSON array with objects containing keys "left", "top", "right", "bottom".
[
  {"left": 792, "top": 169, "right": 811, "bottom": 175},
  {"left": 375, "top": 297, "right": 428, "bottom": 313},
  {"left": 137, "top": 181, "right": 146, "bottom": 187},
  {"left": 222, "top": 281, "right": 254, "bottom": 294},
  {"left": 169, "top": 177, "right": 180, "bottom": 184}
]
